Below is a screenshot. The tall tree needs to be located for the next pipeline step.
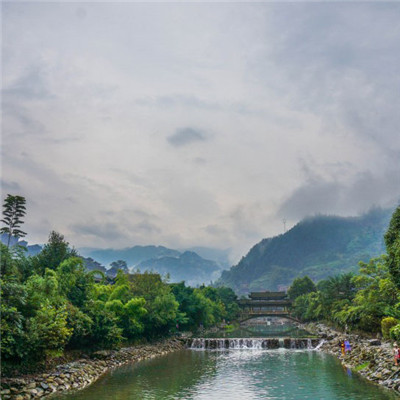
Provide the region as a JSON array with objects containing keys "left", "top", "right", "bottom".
[
  {"left": 385, "top": 205, "right": 400, "bottom": 288},
  {"left": 0, "top": 195, "right": 27, "bottom": 247},
  {"left": 32, "top": 231, "right": 77, "bottom": 274},
  {"left": 287, "top": 276, "right": 317, "bottom": 300}
]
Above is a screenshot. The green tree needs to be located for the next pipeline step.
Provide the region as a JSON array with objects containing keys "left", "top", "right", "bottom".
[
  {"left": 316, "top": 273, "right": 356, "bottom": 319},
  {"left": 334, "top": 257, "right": 397, "bottom": 331},
  {"left": 287, "top": 276, "right": 316, "bottom": 300},
  {"left": 109, "top": 260, "right": 129, "bottom": 276},
  {"left": 25, "top": 304, "right": 72, "bottom": 358},
  {"left": 32, "top": 231, "right": 77, "bottom": 275},
  {"left": 385, "top": 205, "right": 400, "bottom": 288},
  {"left": 0, "top": 194, "right": 27, "bottom": 247}
]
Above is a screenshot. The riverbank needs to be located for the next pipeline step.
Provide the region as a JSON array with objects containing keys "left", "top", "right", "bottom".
[
  {"left": 0, "top": 338, "right": 185, "bottom": 399},
  {"left": 305, "top": 322, "right": 400, "bottom": 395}
]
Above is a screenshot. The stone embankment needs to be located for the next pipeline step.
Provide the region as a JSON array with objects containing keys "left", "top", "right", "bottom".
[
  {"left": 0, "top": 339, "right": 184, "bottom": 400},
  {"left": 305, "top": 323, "right": 400, "bottom": 395}
]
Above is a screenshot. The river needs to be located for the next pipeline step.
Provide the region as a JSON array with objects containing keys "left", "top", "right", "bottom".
[{"left": 53, "top": 347, "right": 397, "bottom": 400}]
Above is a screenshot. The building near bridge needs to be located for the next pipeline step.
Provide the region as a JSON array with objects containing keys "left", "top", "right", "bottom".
[{"left": 238, "top": 291, "right": 292, "bottom": 317}]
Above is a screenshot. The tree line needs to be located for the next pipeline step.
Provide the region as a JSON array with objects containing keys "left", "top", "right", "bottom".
[
  {"left": 0, "top": 195, "right": 239, "bottom": 372},
  {"left": 288, "top": 205, "right": 400, "bottom": 339}
]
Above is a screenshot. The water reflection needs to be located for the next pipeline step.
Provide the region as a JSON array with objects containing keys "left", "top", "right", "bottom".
[{"left": 53, "top": 349, "right": 397, "bottom": 400}]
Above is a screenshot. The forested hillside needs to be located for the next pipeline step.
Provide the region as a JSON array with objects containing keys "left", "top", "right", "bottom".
[{"left": 218, "top": 208, "right": 393, "bottom": 294}]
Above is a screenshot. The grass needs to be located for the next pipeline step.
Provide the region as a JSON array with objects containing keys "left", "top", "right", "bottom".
[
  {"left": 223, "top": 324, "right": 237, "bottom": 332},
  {"left": 353, "top": 362, "right": 370, "bottom": 372}
]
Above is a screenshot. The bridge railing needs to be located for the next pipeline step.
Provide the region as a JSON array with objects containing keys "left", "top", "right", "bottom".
[{"left": 242, "top": 310, "right": 290, "bottom": 316}]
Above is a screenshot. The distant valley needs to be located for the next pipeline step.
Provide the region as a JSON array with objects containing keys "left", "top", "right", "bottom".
[{"left": 79, "top": 245, "right": 229, "bottom": 286}]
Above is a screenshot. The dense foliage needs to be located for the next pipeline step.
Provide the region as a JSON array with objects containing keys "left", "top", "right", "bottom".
[
  {"left": 1, "top": 238, "right": 238, "bottom": 367},
  {"left": 0, "top": 200, "right": 239, "bottom": 369},
  {"left": 290, "top": 205, "right": 400, "bottom": 338},
  {"left": 219, "top": 208, "right": 393, "bottom": 294},
  {"left": 287, "top": 276, "right": 316, "bottom": 300}
]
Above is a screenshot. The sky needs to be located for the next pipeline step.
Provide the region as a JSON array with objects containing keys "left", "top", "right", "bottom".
[{"left": 2, "top": 1, "right": 400, "bottom": 261}]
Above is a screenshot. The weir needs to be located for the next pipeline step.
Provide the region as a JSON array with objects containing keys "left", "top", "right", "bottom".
[{"left": 187, "top": 337, "right": 320, "bottom": 350}]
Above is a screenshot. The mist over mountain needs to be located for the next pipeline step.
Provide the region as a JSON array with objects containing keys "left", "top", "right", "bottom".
[
  {"left": 79, "top": 245, "right": 225, "bottom": 285},
  {"left": 217, "top": 208, "right": 394, "bottom": 295},
  {"left": 79, "top": 245, "right": 181, "bottom": 267},
  {"left": 0, "top": 234, "right": 42, "bottom": 257},
  {"left": 181, "top": 247, "right": 231, "bottom": 269},
  {"left": 136, "top": 251, "right": 221, "bottom": 286}
]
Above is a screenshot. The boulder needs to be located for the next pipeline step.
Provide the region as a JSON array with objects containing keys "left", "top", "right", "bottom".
[{"left": 368, "top": 339, "right": 381, "bottom": 346}]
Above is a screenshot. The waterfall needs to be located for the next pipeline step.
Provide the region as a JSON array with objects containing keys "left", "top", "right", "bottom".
[
  {"left": 189, "top": 338, "right": 275, "bottom": 350},
  {"left": 189, "top": 338, "right": 322, "bottom": 350},
  {"left": 314, "top": 339, "right": 325, "bottom": 350}
]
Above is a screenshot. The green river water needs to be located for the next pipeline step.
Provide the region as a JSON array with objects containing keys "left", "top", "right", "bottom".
[{"left": 53, "top": 348, "right": 397, "bottom": 400}]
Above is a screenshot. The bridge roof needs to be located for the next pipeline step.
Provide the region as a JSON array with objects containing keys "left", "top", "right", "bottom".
[
  {"left": 249, "top": 291, "right": 287, "bottom": 300},
  {"left": 238, "top": 299, "right": 291, "bottom": 306}
]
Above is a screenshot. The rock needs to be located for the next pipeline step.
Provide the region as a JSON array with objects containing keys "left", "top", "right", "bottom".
[
  {"left": 368, "top": 339, "right": 381, "bottom": 346},
  {"left": 0, "top": 339, "right": 184, "bottom": 399},
  {"left": 26, "top": 383, "right": 36, "bottom": 390},
  {"left": 91, "top": 350, "right": 112, "bottom": 360}
]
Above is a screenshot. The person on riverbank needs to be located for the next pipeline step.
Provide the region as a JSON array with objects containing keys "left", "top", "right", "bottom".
[
  {"left": 340, "top": 341, "right": 345, "bottom": 356},
  {"left": 393, "top": 342, "right": 400, "bottom": 366},
  {"left": 344, "top": 340, "right": 351, "bottom": 353}
]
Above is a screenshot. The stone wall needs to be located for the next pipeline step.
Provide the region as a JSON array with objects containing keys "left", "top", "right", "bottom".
[
  {"left": 305, "top": 323, "right": 400, "bottom": 395},
  {"left": 0, "top": 339, "right": 185, "bottom": 400}
]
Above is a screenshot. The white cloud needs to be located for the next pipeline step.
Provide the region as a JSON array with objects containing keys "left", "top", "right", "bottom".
[{"left": 2, "top": 2, "right": 400, "bottom": 261}]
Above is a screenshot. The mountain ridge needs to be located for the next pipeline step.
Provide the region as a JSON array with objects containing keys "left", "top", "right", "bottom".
[{"left": 217, "top": 208, "right": 394, "bottom": 295}]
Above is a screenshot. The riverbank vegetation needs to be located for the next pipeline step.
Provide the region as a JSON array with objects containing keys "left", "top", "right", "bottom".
[
  {"left": 289, "top": 205, "right": 400, "bottom": 339},
  {"left": 0, "top": 195, "right": 239, "bottom": 375}
]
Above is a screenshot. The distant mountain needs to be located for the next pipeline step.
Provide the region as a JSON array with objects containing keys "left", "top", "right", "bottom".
[
  {"left": 136, "top": 251, "right": 221, "bottom": 286},
  {"left": 182, "top": 247, "right": 231, "bottom": 269},
  {"left": 0, "top": 233, "right": 19, "bottom": 247},
  {"left": 79, "top": 245, "right": 180, "bottom": 267},
  {"left": 0, "top": 234, "right": 42, "bottom": 256},
  {"left": 217, "top": 208, "right": 394, "bottom": 295},
  {"left": 25, "top": 244, "right": 42, "bottom": 257},
  {"left": 79, "top": 245, "right": 225, "bottom": 285}
]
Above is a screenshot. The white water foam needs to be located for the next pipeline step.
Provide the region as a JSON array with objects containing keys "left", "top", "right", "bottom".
[{"left": 190, "top": 338, "right": 322, "bottom": 350}]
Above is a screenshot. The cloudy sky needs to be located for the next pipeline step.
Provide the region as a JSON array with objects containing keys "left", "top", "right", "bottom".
[{"left": 2, "top": 1, "right": 400, "bottom": 260}]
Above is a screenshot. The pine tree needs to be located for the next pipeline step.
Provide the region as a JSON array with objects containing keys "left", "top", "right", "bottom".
[{"left": 0, "top": 194, "right": 27, "bottom": 247}]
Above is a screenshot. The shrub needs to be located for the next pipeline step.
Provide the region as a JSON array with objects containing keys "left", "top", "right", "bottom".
[
  {"left": 382, "top": 317, "right": 398, "bottom": 339},
  {"left": 390, "top": 323, "right": 400, "bottom": 341}
]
